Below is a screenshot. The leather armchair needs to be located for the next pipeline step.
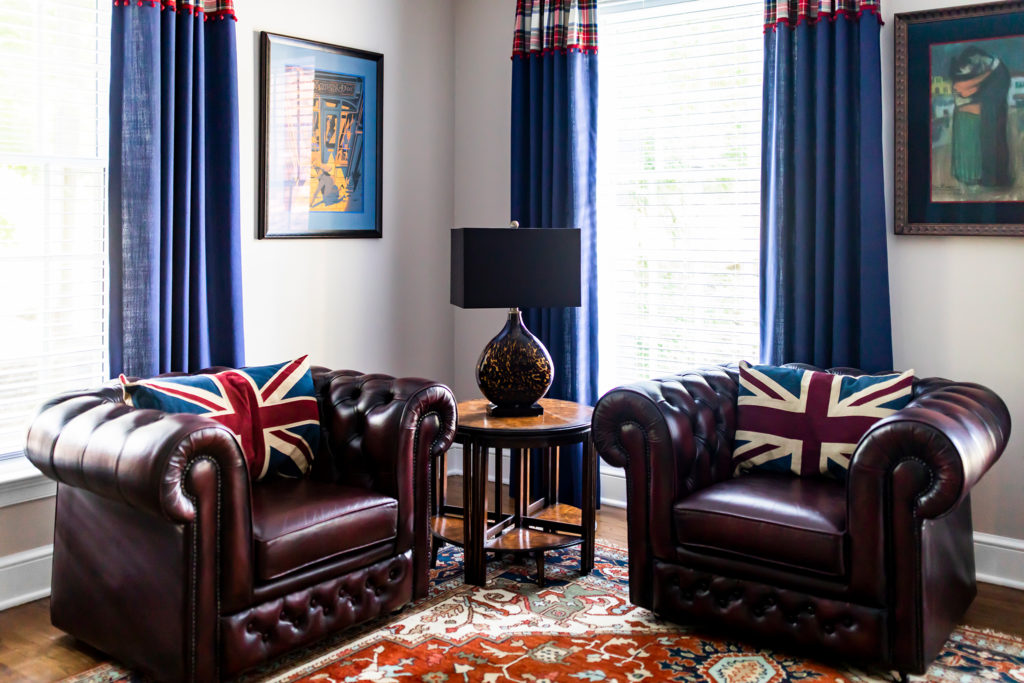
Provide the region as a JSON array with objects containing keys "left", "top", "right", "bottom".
[
  {"left": 26, "top": 366, "right": 457, "bottom": 682},
  {"left": 592, "top": 364, "right": 1010, "bottom": 676}
]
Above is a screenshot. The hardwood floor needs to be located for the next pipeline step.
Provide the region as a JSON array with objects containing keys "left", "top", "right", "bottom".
[
  {"left": 0, "top": 598, "right": 103, "bottom": 682},
  {"left": 1, "top": 477, "right": 1020, "bottom": 682}
]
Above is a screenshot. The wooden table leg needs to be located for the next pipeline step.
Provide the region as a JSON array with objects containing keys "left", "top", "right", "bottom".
[
  {"left": 581, "top": 434, "right": 596, "bottom": 575},
  {"left": 512, "top": 448, "right": 524, "bottom": 526},
  {"left": 465, "top": 442, "right": 489, "bottom": 586},
  {"left": 431, "top": 450, "right": 447, "bottom": 569},
  {"left": 468, "top": 444, "right": 489, "bottom": 589},
  {"left": 535, "top": 550, "right": 545, "bottom": 587},
  {"left": 545, "top": 447, "right": 559, "bottom": 506},
  {"left": 494, "top": 447, "right": 503, "bottom": 519}
]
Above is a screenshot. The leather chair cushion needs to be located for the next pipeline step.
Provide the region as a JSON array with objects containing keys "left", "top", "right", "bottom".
[
  {"left": 252, "top": 479, "right": 398, "bottom": 581},
  {"left": 673, "top": 474, "right": 847, "bottom": 576}
]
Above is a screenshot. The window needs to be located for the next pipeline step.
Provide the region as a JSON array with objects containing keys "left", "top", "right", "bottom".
[
  {"left": 597, "top": 0, "right": 762, "bottom": 391},
  {"left": 0, "top": 1, "right": 110, "bottom": 457}
]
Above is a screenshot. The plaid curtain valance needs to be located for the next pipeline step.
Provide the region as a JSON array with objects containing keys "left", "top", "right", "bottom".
[
  {"left": 112, "top": 0, "right": 236, "bottom": 21},
  {"left": 764, "top": 0, "right": 880, "bottom": 30},
  {"left": 513, "top": 0, "right": 597, "bottom": 57}
]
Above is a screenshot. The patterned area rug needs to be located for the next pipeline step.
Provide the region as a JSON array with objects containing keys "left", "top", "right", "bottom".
[{"left": 64, "top": 543, "right": 1024, "bottom": 682}]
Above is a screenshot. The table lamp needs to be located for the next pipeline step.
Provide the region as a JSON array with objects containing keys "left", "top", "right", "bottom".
[{"left": 451, "top": 224, "right": 581, "bottom": 417}]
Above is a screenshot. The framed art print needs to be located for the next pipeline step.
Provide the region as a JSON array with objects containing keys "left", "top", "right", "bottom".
[
  {"left": 259, "top": 32, "right": 382, "bottom": 238},
  {"left": 895, "top": 1, "right": 1024, "bottom": 235}
]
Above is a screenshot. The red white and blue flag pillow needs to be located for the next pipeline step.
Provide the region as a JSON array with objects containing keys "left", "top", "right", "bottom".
[
  {"left": 121, "top": 356, "right": 321, "bottom": 481},
  {"left": 734, "top": 361, "right": 915, "bottom": 481}
]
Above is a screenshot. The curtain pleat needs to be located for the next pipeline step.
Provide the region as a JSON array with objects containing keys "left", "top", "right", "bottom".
[
  {"left": 760, "top": 9, "right": 893, "bottom": 371},
  {"left": 109, "top": 4, "right": 243, "bottom": 378},
  {"left": 511, "top": 0, "right": 598, "bottom": 508}
]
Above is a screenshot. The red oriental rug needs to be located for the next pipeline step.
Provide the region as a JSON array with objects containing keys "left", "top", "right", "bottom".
[{"left": 64, "top": 543, "right": 1024, "bottom": 682}]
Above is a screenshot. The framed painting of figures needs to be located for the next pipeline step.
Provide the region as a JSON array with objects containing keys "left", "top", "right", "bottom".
[
  {"left": 259, "top": 33, "right": 382, "bottom": 238},
  {"left": 896, "top": 1, "right": 1024, "bottom": 235}
]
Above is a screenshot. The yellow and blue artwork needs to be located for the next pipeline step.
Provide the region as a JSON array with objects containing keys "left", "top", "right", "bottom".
[{"left": 260, "top": 33, "right": 382, "bottom": 238}]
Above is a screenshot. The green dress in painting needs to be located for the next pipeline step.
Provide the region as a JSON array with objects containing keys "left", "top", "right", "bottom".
[
  {"left": 950, "top": 47, "right": 1012, "bottom": 189},
  {"left": 952, "top": 110, "right": 982, "bottom": 186}
]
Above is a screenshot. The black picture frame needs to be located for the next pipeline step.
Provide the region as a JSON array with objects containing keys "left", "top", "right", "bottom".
[
  {"left": 258, "top": 32, "right": 383, "bottom": 239},
  {"left": 895, "top": 1, "right": 1024, "bottom": 235}
]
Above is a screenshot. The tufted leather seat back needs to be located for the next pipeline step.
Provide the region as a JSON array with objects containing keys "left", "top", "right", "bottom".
[
  {"left": 26, "top": 363, "right": 458, "bottom": 682},
  {"left": 592, "top": 361, "right": 1010, "bottom": 675}
]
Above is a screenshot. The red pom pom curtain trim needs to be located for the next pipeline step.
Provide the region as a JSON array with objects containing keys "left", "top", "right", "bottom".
[
  {"left": 112, "top": 0, "right": 237, "bottom": 21},
  {"left": 512, "top": 0, "right": 597, "bottom": 58},
  {"left": 764, "top": 0, "right": 881, "bottom": 31}
]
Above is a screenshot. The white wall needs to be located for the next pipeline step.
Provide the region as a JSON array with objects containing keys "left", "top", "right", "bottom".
[
  {"left": 881, "top": 0, "right": 1024, "bottom": 542},
  {"left": 237, "top": 0, "right": 456, "bottom": 385},
  {"left": 452, "top": 0, "right": 515, "bottom": 400}
]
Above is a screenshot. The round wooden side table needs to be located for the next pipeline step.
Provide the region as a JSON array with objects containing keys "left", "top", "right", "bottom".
[{"left": 431, "top": 398, "right": 597, "bottom": 586}]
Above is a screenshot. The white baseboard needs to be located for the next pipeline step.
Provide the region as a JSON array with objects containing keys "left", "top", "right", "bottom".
[
  {"left": 0, "top": 544, "right": 52, "bottom": 611},
  {"left": 974, "top": 531, "right": 1024, "bottom": 590}
]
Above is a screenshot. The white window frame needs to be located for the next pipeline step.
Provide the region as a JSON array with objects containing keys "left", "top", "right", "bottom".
[{"left": 0, "top": 1, "right": 110, "bottom": 500}]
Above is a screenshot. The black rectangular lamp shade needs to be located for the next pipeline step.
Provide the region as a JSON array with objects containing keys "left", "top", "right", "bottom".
[{"left": 451, "top": 227, "right": 581, "bottom": 309}]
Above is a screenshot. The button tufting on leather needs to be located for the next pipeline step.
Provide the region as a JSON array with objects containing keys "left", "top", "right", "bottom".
[
  {"left": 843, "top": 616, "right": 854, "bottom": 628},
  {"left": 246, "top": 622, "right": 255, "bottom": 633},
  {"left": 824, "top": 623, "right": 835, "bottom": 634},
  {"left": 376, "top": 586, "right": 385, "bottom": 596},
  {"left": 389, "top": 567, "right": 400, "bottom": 580},
  {"left": 262, "top": 633, "right": 270, "bottom": 642},
  {"left": 804, "top": 605, "right": 815, "bottom": 616},
  {"left": 280, "top": 610, "right": 287, "bottom": 620},
  {"left": 310, "top": 599, "right": 317, "bottom": 608}
]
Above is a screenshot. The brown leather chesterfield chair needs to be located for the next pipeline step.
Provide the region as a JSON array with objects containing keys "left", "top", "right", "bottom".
[
  {"left": 591, "top": 364, "right": 1010, "bottom": 677},
  {"left": 25, "top": 366, "right": 457, "bottom": 682}
]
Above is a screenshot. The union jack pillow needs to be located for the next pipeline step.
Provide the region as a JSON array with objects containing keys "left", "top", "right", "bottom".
[
  {"left": 734, "top": 361, "right": 915, "bottom": 481},
  {"left": 121, "top": 356, "right": 321, "bottom": 481}
]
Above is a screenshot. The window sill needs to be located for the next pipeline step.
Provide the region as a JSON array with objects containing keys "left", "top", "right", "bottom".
[{"left": 0, "top": 456, "right": 55, "bottom": 509}]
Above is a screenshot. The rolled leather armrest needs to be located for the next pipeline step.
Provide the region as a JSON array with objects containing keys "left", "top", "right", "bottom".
[
  {"left": 318, "top": 370, "right": 457, "bottom": 598},
  {"left": 849, "top": 379, "right": 1011, "bottom": 519},
  {"left": 591, "top": 367, "right": 738, "bottom": 598},
  {"left": 25, "top": 386, "right": 250, "bottom": 524}
]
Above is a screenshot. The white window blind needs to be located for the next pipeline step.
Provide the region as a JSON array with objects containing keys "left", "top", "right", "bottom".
[
  {"left": 0, "top": 0, "right": 110, "bottom": 457},
  {"left": 596, "top": 0, "right": 762, "bottom": 391}
]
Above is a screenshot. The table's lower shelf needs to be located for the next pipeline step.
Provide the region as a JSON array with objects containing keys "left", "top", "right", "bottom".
[
  {"left": 431, "top": 514, "right": 467, "bottom": 546},
  {"left": 484, "top": 527, "right": 582, "bottom": 552},
  {"left": 432, "top": 504, "right": 585, "bottom": 553},
  {"left": 531, "top": 503, "right": 582, "bottom": 526}
]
